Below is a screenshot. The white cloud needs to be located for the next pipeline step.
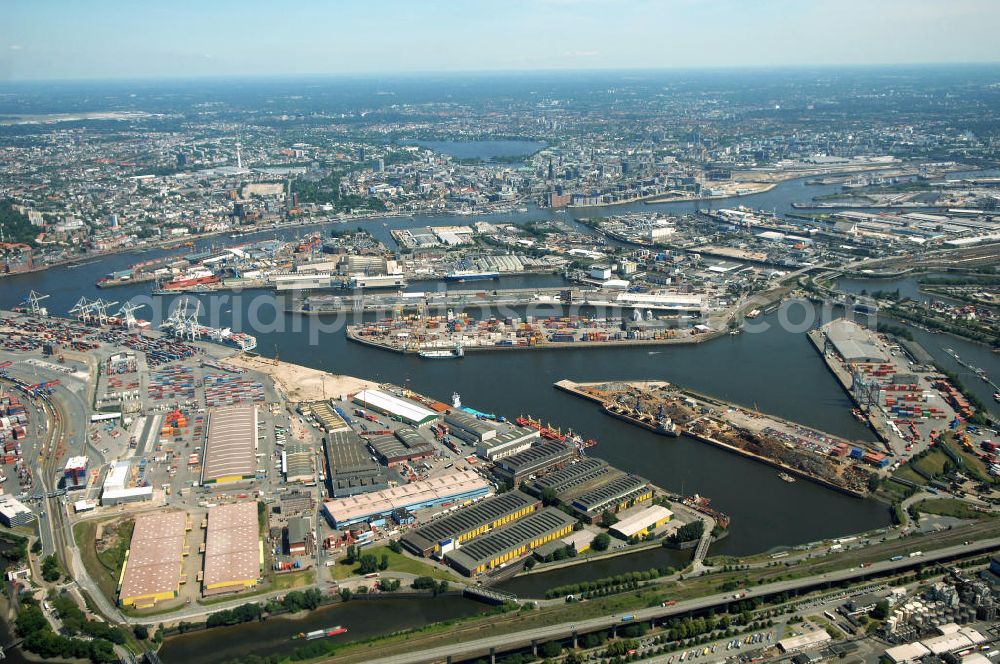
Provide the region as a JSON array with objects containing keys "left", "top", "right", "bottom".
[{"left": 8, "top": 45, "right": 23, "bottom": 51}]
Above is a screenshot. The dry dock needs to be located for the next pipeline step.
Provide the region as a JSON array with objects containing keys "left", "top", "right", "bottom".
[{"left": 554, "top": 379, "right": 881, "bottom": 497}]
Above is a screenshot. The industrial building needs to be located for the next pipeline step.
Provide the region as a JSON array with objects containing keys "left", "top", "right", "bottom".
[
  {"left": 285, "top": 517, "right": 310, "bottom": 556},
  {"left": 368, "top": 433, "right": 434, "bottom": 467},
  {"left": 610, "top": 504, "right": 673, "bottom": 539},
  {"left": 301, "top": 401, "right": 351, "bottom": 433},
  {"left": 528, "top": 457, "right": 615, "bottom": 499},
  {"left": 569, "top": 474, "right": 652, "bottom": 522},
  {"left": 400, "top": 490, "right": 540, "bottom": 557},
  {"left": 444, "top": 507, "right": 576, "bottom": 576},
  {"left": 445, "top": 410, "right": 497, "bottom": 444},
  {"left": 202, "top": 502, "right": 261, "bottom": 597},
  {"left": 476, "top": 426, "right": 540, "bottom": 461},
  {"left": 492, "top": 441, "right": 576, "bottom": 485},
  {"left": 0, "top": 495, "right": 35, "bottom": 527},
  {"left": 821, "top": 319, "right": 887, "bottom": 364},
  {"left": 324, "top": 429, "right": 389, "bottom": 497},
  {"left": 321, "top": 469, "right": 491, "bottom": 527},
  {"left": 202, "top": 406, "right": 258, "bottom": 485},
  {"left": 353, "top": 389, "right": 438, "bottom": 427},
  {"left": 63, "top": 456, "right": 88, "bottom": 490},
  {"left": 101, "top": 459, "right": 154, "bottom": 506},
  {"left": 119, "top": 511, "right": 189, "bottom": 608},
  {"left": 282, "top": 443, "right": 315, "bottom": 484}
]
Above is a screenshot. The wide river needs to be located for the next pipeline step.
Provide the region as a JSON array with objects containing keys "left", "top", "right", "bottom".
[{"left": 2, "top": 172, "right": 997, "bottom": 663}]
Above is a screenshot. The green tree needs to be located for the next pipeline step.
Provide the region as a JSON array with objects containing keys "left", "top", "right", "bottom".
[
  {"left": 591, "top": 532, "right": 611, "bottom": 552},
  {"left": 539, "top": 640, "right": 561, "bottom": 657},
  {"left": 41, "top": 555, "right": 61, "bottom": 582}
]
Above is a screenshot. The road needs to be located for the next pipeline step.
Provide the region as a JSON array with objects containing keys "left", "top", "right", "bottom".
[{"left": 340, "top": 536, "right": 1000, "bottom": 664}]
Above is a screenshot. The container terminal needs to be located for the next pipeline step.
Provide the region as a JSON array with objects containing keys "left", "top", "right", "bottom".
[
  {"left": 555, "top": 379, "right": 884, "bottom": 497},
  {"left": 808, "top": 319, "right": 973, "bottom": 460},
  {"left": 347, "top": 309, "right": 717, "bottom": 356}
]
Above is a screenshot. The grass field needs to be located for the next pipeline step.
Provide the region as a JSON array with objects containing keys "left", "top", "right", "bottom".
[
  {"left": 914, "top": 499, "right": 995, "bottom": 520},
  {"left": 74, "top": 519, "right": 132, "bottom": 602},
  {"left": 910, "top": 449, "right": 950, "bottom": 478},
  {"left": 892, "top": 465, "right": 925, "bottom": 486},
  {"left": 327, "top": 546, "right": 456, "bottom": 582}
]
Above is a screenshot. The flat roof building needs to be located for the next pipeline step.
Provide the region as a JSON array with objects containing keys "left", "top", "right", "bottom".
[
  {"left": 353, "top": 389, "right": 438, "bottom": 427},
  {"left": 282, "top": 443, "right": 315, "bottom": 484},
  {"left": 101, "top": 459, "right": 154, "bottom": 506},
  {"left": 203, "top": 502, "right": 261, "bottom": 597},
  {"left": 0, "top": 495, "right": 35, "bottom": 528},
  {"left": 493, "top": 441, "right": 576, "bottom": 485},
  {"left": 445, "top": 411, "right": 497, "bottom": 444},
  {"left": 570, "top": 474, "right": 652, "bottom": 522},
  {"left": 322, "top": 470, "right": 491, "bottom": 527},
  {"left": 119, "top": 511, "right": 189, "bottom": 608},
  {"left": 202, "top": 406, "right": 258, "bottom": 485},
  {"left": 476, "top": 426, "right": 540, "bottom": 461},
  {"left": 777, "top": 630, "right": 831, "bottom": 653},
  {"left": 400, "top": 490, "right": 540, "bottom": 557},
  {"left": 444, "top": 507, "right": 576, "bottom": 576},
  {"left": 610, "top": 505, "right": 673, "bottom": 539},
  {"left": 822, "top": 319, "right": 887, "bottom": 364},
  {"left": 368, "top": 434, "right": 434, "bottom": 467},
  {"left": 324, "top": 430, "right": 389, "bottom": 497},
  {"left": 529, "top": 457, "right": 616, "bottom": 500}
]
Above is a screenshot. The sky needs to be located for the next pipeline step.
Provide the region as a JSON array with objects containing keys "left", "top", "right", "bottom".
[{"left": 2, "top": 0, "right": 1000, "bottom": 81}]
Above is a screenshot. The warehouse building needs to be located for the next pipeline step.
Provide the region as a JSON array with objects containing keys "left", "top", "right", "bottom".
[
  {"left": 400, "top": 490, "right": 540, "bottom": 557},
  {"left": 202, "top": 502, "right": 261, "bottom": 597},
  {"left": 322, "top": 469, "right": 491, "bottom": 527},
  {"left": 285, "top": 517, "right": 310, "bottom": 556},
  {"left": 476, "top": 426, "right": 540, "bottom": 461},
  {"left": 445, "top": 410, "right": 497, "bottom": 444},
  {"left": 444, "top": 507, "right": 577, "bottom": 576},
  {"left": 324, "top": 430, "right": 389, "bottom": 497},
  {"left": 493, "top": 441, "right": 576, "bottom": 485},
  {"left": 282, "top": 443, "right": 315, "bottom": 484},
  {"left": 368, "top": 429, "right": 435, "bottom": 467},
  {"left": 570, "top": 474, "right": 652, "bottom": 523},
  {"left": 202, "top": 406, "right": 258, "bottom": 485},
  {"left": 301, "top": 401, "right": 351, "bottom": 433},
  {"left": 528, "top": 457, "right": 615, "bottom": 499},
  {"left": 119, "top": 511, "right": 189, "bottom": 608},
  {"left": 0, "top": 495, "right": 35, "bottom": 527},
  {"left": 822, "top": 319, "right": 887, "bottom": 364},
  {"left": 353, "top": 389, "right": 438, "bottom": 427},
  {"left": 610, "top": 505, "right": 673, "bottom": 539},
  {"left": 101, "top": 459, "right": 154, "bottom": 506}
]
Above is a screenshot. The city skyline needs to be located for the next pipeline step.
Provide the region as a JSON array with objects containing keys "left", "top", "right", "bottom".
[{"left": 3, "top": 0, "right": 1000, "bottom": 81}]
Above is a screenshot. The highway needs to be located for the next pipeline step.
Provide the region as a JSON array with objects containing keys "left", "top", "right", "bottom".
[{"left": 340, "top": 537, "right": 1000, "bottom": 664}]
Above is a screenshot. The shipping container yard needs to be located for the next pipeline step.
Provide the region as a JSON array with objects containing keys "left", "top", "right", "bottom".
[{"left": 347, "top": 309, "right": 712, "bottom": 355}]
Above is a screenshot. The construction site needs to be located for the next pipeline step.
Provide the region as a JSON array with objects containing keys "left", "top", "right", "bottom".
[{"left": 555, "top": 379, "right": 882, "bottom": 497}]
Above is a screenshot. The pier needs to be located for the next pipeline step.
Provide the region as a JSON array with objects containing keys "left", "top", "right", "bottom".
[{"left": 554, "top": 379, "right": 878, "bottom": 497}]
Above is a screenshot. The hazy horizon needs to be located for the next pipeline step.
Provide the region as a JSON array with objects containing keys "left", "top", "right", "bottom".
[{"left": 4, "top": 0, "right": 1000, "bottom": 82}]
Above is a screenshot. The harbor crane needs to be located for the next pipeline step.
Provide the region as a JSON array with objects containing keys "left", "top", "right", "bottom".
[
  {"left": 92, "top": 298, "right": 119, "bottom": 325},
  {"left": 69, "top": 296, "right": 95, "bottom": 321},
  {"left": 117, "top": 302, "right": 147, "bottom": 330},
  {"left": 22, "top": 290, "right": 50, "bottom": 317},
  {"left": 162, "top": 297, "right": 203, "bottom": 341}
]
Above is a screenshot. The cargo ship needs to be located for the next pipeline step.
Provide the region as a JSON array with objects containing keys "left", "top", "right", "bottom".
[
  {"left": 418, "top": 345, "right": 464, "bottom": 359},
  {"left": 155, "top": 269, "right": 221, "bottom": 293},
  {"left": 443, "top": 270, "right": 500, "bottom": 282},
  {"left": 292, "top": 626, "right": 348, "bottom": 641}
]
